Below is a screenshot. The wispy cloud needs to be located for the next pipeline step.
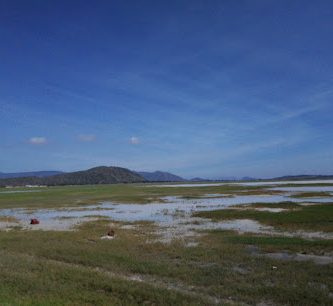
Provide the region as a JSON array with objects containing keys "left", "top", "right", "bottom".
[
  {"left": 278, "top": 89, "right": 332, "bottom": 121},
  {"left": 78, "top": 134, "right": 96, "bottom": 142},
  {"left": 129, "top": 136, "right": 140, "bottom": 145},
  {"left": 28, "top": 137, "right": 47, "bottom": 145}
]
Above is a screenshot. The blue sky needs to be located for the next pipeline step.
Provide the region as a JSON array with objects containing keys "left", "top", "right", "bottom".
[{"left": 1, "top": 0, "right": 333, "bottom": 179}]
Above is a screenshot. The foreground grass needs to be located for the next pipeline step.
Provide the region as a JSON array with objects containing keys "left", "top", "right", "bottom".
[
  {"left": 1, "top": 183, "right": 333, "bottom": 304},
  {"left": 223, "top": 232, "right": 333, "bottom": 254},
  {"left": 0, "top": 253, "right": 202, "bottom": 305},
  {"left": 194, "top": 202, "right": 333, "bottom": 232},
  {"left": 0, "top": 220, "right": 332, "bottom": 305}
]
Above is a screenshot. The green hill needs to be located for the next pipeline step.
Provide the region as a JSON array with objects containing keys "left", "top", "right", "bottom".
[{"left": 0, "top": 166, "right": 145, "bottom": 187}]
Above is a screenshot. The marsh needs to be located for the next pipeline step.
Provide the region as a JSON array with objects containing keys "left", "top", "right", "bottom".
[{"left": 0, "top": 181, "right": 332, "bottom": 305}]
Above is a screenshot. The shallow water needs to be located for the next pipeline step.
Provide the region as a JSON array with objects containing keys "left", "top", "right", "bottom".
[
  {"left": 248, "top": 207, "right": 287, "bottom": 212},
  {"left": 154, "top": 218, "right": 273, "bottom": 243},
  {"left": 1, "top": 192, "right": 331, "bottom": 227},
  {"left": 234, "top": 180, "right": 333, "bottom": 186},
  {"left": 0, "top": 190, "right": 43, "bottom": 194},
  {"left": 1, "top": 181, "right": 332, "bottom": 239}
]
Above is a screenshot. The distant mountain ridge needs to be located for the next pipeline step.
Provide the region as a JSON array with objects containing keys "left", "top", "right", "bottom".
[
  {"left": 137, "top": 171, "right": 185, "bottom": 182},
  {"left": 0, "top": 171, "right": 63, "bottom": 179},
  {"left": 0, "top": 166, "right": 145, "bottom": 187},
  {"left": 190, "top": 177, "right": 209, "bottom": 182},
  {"left": 1, "top": 167, "right": 332, "bottom": 187},
  {"left": 271, "top": 175, "right": 333, "bottom": 181}
]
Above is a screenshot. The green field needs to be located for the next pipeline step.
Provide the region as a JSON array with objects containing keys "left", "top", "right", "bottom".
[
  {"left": 194, "top": 202, "right": 333, "bottom": 232},
  {"left": 0, "top": 183, "right": 332, "bottom": 305},
  {"left": 0, "top": 183, "right": 269, "bottom": 209}
]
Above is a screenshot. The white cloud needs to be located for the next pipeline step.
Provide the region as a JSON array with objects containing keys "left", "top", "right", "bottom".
[
  {"left": 129, "top": 136, "right": 140, "bottom": 145},
  {"left": 28, "top": 137, "right": 47, "bottom": 145},
  {"left": 78, "top": 134, "right": 96, "bottom": 142}
]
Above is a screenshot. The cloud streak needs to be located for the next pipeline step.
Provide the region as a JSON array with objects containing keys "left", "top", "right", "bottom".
[
  {"left": 129, "top": 137, "right": 140, "bottom": 145},
  {"left": 28, "top": 137, "right": 47, "bottom": 145},
  {"left": 78, "top": 134, "right": 96, "bottom": 142}
]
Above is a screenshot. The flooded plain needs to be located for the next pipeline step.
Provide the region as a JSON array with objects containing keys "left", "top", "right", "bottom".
[
  {"left": 1, "top": 180, "right": 332, "bottom": 241},
  {"left": 1, "top": 192, "right": 332, "bottom": 225}
]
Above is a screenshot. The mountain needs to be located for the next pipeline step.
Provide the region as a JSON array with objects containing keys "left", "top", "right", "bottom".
[
  {"left": 218, "top": 176, "right": 238, "bottom": 181},
  {"left": 241, "top": 176, "right": 256, "bottom": 181},
  {"left": 0, "top": 171, "right": 63, "bottom": 179},
  {"left": 190, "top": 177, "right": 210, "bottom": 182},
  {"left": 0, "top": 166, "right": 145, "bottom": 187},
  {"left": 272, "top": 175, "right": 333, "bottom": 181},
  {"left": 137, "top": 171, "right": 185, "bottom": 182}
]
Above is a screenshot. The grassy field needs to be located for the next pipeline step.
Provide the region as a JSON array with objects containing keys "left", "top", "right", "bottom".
[
  {"left": 194, "top": 202, "right": 333, "bottom": 232},
  {"left": 291, "top": 191, "right": 333, "bottom": 198},
  {"left": 0, "top": 183, "right": 332, "bottom": 305},
  {"left": 0, "top": 183, "right": 266, "bottom": 209},
  {"left": 0, "top": 220, "right": 332, "bottom": 305}
]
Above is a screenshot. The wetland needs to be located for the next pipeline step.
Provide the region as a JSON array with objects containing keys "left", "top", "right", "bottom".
[{"left": 0, "top": 181, "right": 332, "bottom": 305}]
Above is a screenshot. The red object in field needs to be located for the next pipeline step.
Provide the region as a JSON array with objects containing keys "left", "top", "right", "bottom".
[{"left": 30, "top": 218, "right": 40, "bottom": 225}]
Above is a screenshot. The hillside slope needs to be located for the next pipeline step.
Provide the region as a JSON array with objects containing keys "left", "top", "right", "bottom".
[
  {"left": 0, "top": 166, "right": 145, "bottom": 187},
  {"left": 138, "top": 171, "right": 184, "bottom": 182},
  {"left": 0, "top": 171, "right": 63, "bottom": 179},
  {"left": 272, "top": 175, "right": 333, "bottom": 181}
]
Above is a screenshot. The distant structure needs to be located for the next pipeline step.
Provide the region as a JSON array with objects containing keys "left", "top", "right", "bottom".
[{"left": 30, "top": 218, "right": 40, "bottom": 225}]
